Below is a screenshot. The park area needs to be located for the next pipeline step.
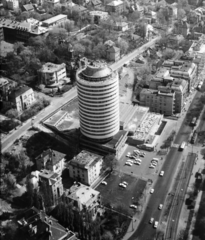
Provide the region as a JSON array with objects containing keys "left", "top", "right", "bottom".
[{"left": 96, "top": 171, "right": 147, "bottom": 217}]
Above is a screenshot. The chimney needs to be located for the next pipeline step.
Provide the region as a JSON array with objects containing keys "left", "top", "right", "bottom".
[
  {"left": 45, "top": 216, "right": 48, "bottom": 222},
  {"left": 49, "top": 220, "right": 52, "bottom": 225}
]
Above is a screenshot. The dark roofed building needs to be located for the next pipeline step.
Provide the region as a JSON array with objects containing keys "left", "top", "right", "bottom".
[
  {"left": 22, "top": 4, "right": 34, "bottom": 12},
  {"left": 36, "top": 149, "right": 66, "bottom": 174},
  {"left": 90, "top": 0, "right": 102, "bottom": 8},
  {"left": 17, "top": 207, "right": 77, "bottom": 240}
]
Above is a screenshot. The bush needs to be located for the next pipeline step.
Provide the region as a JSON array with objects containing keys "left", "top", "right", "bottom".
[
  {"left": 1, "top": 119, "right": 19, "bottom": 132},
  {"left": 20, "top": 98, "right": 50, "bottom": 122},
  {"left": 61, "top": 85, "right": 72, "bottom": 93}
]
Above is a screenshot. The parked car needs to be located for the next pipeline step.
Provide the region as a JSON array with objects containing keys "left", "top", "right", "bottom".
[
  {"left": 101, "top": 181, "right": 107, "bottom": 186},
  {"left": 122, "top": 181, "right": 128, "bottom": 186},
  {"left": 125, "top": 162, "right": 132, "bottom": 166},
  {"left": 126, "top": 152, "right": 131, "bottom": 157},
  {"left": 149, "top": 164, "right": 155, "bottom": 169},
  {"left": 119, "top": 183, "right": 127, "bottom": 188},
  {"left": 159, "top": 171, "right": 164, "bottom": 176},
  {"left": 130, "top": 204, "right": 137, "bottom": 209},
  {"left": 158, "top": 204, "right": 163, "bottom": 210}
]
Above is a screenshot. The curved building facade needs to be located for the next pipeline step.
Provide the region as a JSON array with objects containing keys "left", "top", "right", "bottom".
[{"left": 76, "top": 61, "right": 119, "bottom": 142}]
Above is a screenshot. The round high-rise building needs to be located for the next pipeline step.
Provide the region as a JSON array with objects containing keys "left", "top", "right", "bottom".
[{"left": 76, "top": 61, "right": 119, "bottom": 142}]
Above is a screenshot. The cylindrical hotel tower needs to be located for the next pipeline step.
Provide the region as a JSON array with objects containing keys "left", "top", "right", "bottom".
[{"left": 76, "top": 61, "right": 119, "bottom": 142}]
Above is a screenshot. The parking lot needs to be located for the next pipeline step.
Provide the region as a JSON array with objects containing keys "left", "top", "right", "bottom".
[
  {"left": 97, "top": 171, "right": 147, "bottom": 217},
  {"left": 117, "top": 145, "right": 164, "bottom": 182}
]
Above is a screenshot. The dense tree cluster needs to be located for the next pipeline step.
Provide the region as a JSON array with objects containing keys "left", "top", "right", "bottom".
[
  {"left": 160, "top": 130, "right": 176, "bottom": 149},
  {"left": 0, "top": 151, "right": 34, "bottom": 197}
]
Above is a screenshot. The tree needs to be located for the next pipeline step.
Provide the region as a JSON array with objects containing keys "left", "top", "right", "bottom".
[
  {"left": 13, "top": 42, "right": 25, "bottom": 55},
  {"left": 5, "top": 173, "right": 16, "bottom": 190},
  {"left": 5, "top": 109, "right": 19, "bottom": 119},
  {"left": 135, "top": 23, "right": 147, "bottom": 39},
  {"left": 117, "top": 39, "right": 129, "bottom": 55},
  {"left": 162, "top": 49, "right": 175, "bottom": 60},
  {"left": 101, "top": 231, "right": 114, "bottom": 240},
  {"left": 102, "top": 154, "right": 119, "bottom": 172},
  {"left": 128, "top": 11, "right": 140, "bottom": 23},
  {"left": 73, "top": 43, "right": 85, "bottom": 56},
  {"left": 49, "top": 27, "right": 68, "bottom": 41}
]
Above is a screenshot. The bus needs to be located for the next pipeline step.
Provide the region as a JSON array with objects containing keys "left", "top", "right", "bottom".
[
  {"left": 190, "top": 117, "right": 198, "bottom": 127},
  {"left": 179, "top": 141, "right": 186, "bottom": 151},
  {"left": 191, "top": 131, "right": 198, "bottom": 144}
]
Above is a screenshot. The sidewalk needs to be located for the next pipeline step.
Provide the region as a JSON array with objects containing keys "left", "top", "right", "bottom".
[{"left": 177, "top": 148, "right": 204, "bottom": 239}]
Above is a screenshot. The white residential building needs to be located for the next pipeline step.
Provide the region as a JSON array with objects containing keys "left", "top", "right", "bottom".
[{"left": 69, "top": 150, "right": 103, "bottom": 186}]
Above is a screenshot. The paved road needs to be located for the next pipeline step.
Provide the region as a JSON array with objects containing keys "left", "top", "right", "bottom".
[
  {"left": 128, "top": 93, "right": 202, "bottom": 240},
  {"left": 165, "top": 153, "right": 196, "bottom": 240},
  {"left": 128, "top": 146, "right": 184, "bottom": 240},
  {"left": 1, "top": 88, "right": 77, "bottom": 152},
  {"left": 110, "top": 37, "right": 160, "bottom": 71},
  {"left": 174, "top": 90, "right": 203, "bottom": 145}
]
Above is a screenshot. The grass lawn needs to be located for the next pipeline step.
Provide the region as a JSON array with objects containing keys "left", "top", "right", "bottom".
[{"left": 96, "top": 171, "right": 147, "bottom": 216}]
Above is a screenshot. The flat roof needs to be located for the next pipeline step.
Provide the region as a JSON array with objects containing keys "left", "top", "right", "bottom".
[
  {"left": 70, "top": 150, "right": 102, "bottom": 168},
  {"left": 42, "top": 14, "right": 67, "bottom": 25},
  {"left": 65, "top": 183, "right": 99, "bottom": 204},
  {"left": 39, "top": 62, "right": 66, "bottom": 73}
]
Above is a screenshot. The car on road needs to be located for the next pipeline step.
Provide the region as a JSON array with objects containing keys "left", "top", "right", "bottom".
[
  {"left": 130, "top": 204, "right": 137, "bottom": 209},
  {"left": 119, "top": 183, "right": 127, "bottom": 188},
  {"left": 101, "top": 181, "right": 107, "bottom": 185},
  {"left": 149, "top": 218, "right": 154, "bottom": 224},
  {"left": 125, "top": 162, "right": 132, "bottom": 166},
  {"left": 154, "top": 221, "right": 158, "bottom": 229},
  {"left": 150, "top": 189, "right": 154, "bottom": 194},
  {"left": 159, "top": 171, "right": 164, "bottom": 176},
  {"left": 158, "top": 204, "right": 163, "bottom": 210}
]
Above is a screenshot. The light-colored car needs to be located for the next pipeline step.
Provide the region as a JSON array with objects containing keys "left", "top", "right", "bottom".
[
  {"left": 135, "top": 161, "right": 141, "bottom": 165},
  {"left": 122, "top": 181, "right": 128, "bottom": 186},
  {"left": 151, "top": 160, "right": 158, "bottom": 164},
  {"left": 119, "top": 183, "right": 127, "bottom": 188},
  {"left": 150, "top": 188, "right": 154, "bottom": 194},
  {"left": 159, "top": 171, "right": 164, "bottom": 176},
  {"left": 135, "top": 158, "right": 142, "bottom": 162},
  {"left": 101, "top": 181, "right": 107, "bottom": 185},
  {"left": 126, "top": 152, "right": 131, "bottom": 157},
  {"left": 151, "top": 162, "right": 157, "bottom": 166},
  {"left": 130, "top": 204, "right": 137, "bottom": 209},
  {"left": 125, "top": 162, "right": 132, "bottom": 166},
  {"left": 126, "top": 159, "right": 134, "bottom": 164},
  {"left": 154, "top": 221, "right": 159, "bottom": 228},
  {"left": 149, "top": 164, "right": 155, "bottom": 169},
  {"left": 158, "top": 204, "right": 163, "bottom": 210},
  {"left": 149, "top": 218, "right": 154, "bottom": 224},
  {"left": 134, "top": 150, "right": 140, "bottom": 154}
]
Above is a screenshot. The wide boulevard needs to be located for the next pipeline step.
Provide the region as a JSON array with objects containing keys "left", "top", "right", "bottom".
[{"left": 128, "top": 91, "right": 202, "bottom": 240}]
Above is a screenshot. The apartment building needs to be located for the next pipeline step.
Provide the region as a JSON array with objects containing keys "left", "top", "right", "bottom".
[
  {"left": 107, "top": 46, "right": 120, "bottom": 62},
  {"left": 63, "top": 182, "right": 101, "bottom": 216},
  {"left": 140, "top": 88, "right": 175, "bottom": 116},
  {"left": 17, "top": 207, "right": 77, "bottom": 240},
  {"left": 42, "top": 14, "right": 67, "bottom": 28},
  {"left": 69, "top": 150, "right": 103, "bottom": 186},
  {"left": 3, "top": 0, "right": 19, "bottom": 10},
  {"left": 0, "top": 77, "right": 17, "bottom": 98},
  {"left": 5, "top": 85, "right": 36, "bottom": 113},
  {"left": 106, "top": 0, "right": 124, "bottom": 14},
  {"left": 39, "top": 169, "right": 64, "bottom": 207},
  {"left": 0, "top": 18, "right": 48, "bottom": 43},
  {"left": 36, "top": 149, "right": 65, "bottom": 174},
  {"left": 38, "top": 62, "right": 67, "bottom": 88}
]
